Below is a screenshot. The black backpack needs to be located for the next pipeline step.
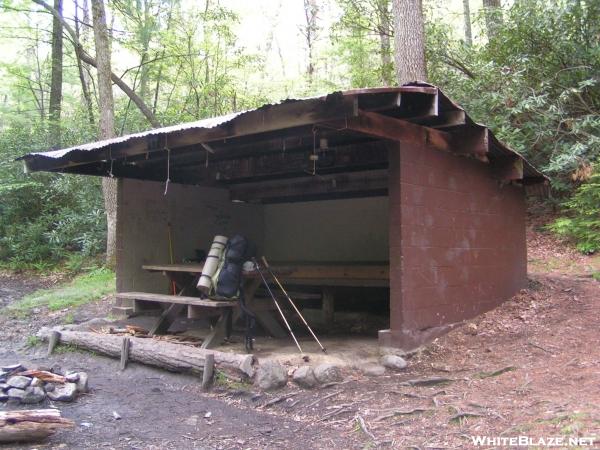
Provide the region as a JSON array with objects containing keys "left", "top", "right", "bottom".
[{"left": 215, "top": 235, "right": 251, "bottom": 298}]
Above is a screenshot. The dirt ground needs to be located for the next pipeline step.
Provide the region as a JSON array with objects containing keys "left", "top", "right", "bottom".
[{"left": 0, "top": 224, "right": 599, "bottom": 449}]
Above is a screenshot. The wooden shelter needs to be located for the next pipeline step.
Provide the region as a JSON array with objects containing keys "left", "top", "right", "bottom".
[{"left": 20, "top": 82, "right": 546, "bottom": 351}]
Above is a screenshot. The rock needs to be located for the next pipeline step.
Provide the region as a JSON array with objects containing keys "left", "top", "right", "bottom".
[
  {"left": 47, "top": 382, "right": 77, "bottom": 402},
  {"left": 0, "top": 393, "right": 7, "bottom": 402},
  {"left": 185, "top": 415, "right": 199, "bottom": 426},
  {"left": 65, "top": 372, "right": 80, "bottom": 383},
  {"left": 7, "top": 375, "right": 32, "bottom": 390},
  {"left": 380, "top": 354, "right": 408, "bottom": 371},
  {"left": 292, "top": 366, "right": 318, "bottom": 388},
  {"left": 0, "top": 383, "right": 9, "bottom": 392},
  {"left": 2, "top": 364, "right": 25, "bottom": 372},
  {"left": 0, "top": 371, "right": 7, "bottom": 382},
  {"left": 314, "top": 364, "right": 343, "bottom": 384},
  {"left": 75, "top": 372, "right": 89, "bottom": 393},
  {"left": 44, "top": 383, "right": 56, "bottom": 393},
  {"left": 361, "top": 364, "right": 386, "bottom": 376},
  {"left": 21, "top": 386, "right": 46, "bottom": 404},
  {"left": 465, "top": 323, "right": 478, "bottom": 336},
  {"left": 254, "top": 360, "right": 287, "bottom": 390},
  {"left": 7, "top": 388, "right": 26, "bottom": 401},
  {"left": 30, "top": 377, "right": 43, "bottom": 388}
]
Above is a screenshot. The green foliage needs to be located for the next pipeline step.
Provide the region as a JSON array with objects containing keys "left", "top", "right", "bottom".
[
  {"left": 549, "top": 168, "right": 600, "bottom": 254},
  {"left": 6, "top": 267, "right": 115, "bottom": 317},
  {"left": 25, "top": 335, "right": 41, "bottom": 348},
  {"left": 426, "top": 0, "right": 600, "bottom": 194},
  {"left": 332, "top": 0, "right": 394, "bottom": 88},
  {"left": 0, "top": 120, "right": 105, "bottom": 267}
]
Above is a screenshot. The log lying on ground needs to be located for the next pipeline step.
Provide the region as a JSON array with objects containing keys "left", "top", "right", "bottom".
[
  {"left": 37, "top": 327, "right": 255, "bottom": 377},
  {"left": 0, "top": 409, "right": 73, "bottom": 443}
]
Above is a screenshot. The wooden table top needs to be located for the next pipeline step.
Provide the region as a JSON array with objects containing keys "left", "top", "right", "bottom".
[{"left": 143, "top": 262, "right": 390, "bottom": 287}]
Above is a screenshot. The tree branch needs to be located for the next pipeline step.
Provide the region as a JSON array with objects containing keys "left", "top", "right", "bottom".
[{"left": 32, "top": 0, "right": 161, "bottom": 128}]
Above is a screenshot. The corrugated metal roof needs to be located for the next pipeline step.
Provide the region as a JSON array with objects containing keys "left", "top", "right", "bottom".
[{"left": 19, "top": 83, "right": 546, "bottom": 183}]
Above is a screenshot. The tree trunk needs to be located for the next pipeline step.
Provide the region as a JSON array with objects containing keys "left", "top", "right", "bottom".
[
  {"left": 483, "top": 0, "right": 503, "bottom": 40},
  {"left": 376, "top": 0, "right": 393, "bottom": 86},
  {"left": 48, "top": 0, "right": 63, "bottom": 147},
  {"left": 392, "top": 0, "right": 427, "bottom": 85},
  {"left": 0, "top": 410, "right": 73, "bottom": 444},
  {"left": 302, "top": 0, "right": 319, "bottom": 85},
  {"left": 37, "top": 327, "right": 255, "bottom": 377},
  {"left": 91, "top": 0, "right": 117, "bottom": 268},
  {"left": 74, "top": 0, "right": 95, "bottom": 125},
  {"left": 462, "top": 0, "right": 473, "bottom": 45}
]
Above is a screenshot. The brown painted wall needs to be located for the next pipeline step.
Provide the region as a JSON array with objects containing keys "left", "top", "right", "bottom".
[
  {"left": 115, "top": 179, "right": 264, "bottom": 296},
  {"left": 382, "top": 142, "right": 527, "bottom": 350}
]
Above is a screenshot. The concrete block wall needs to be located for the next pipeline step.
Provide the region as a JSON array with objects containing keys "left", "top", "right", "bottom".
[
  {"left": 382, "top": 142, "right": 527, "bottom": 350},
  {"left": 262, "top": 198, "right": 389, "bottom": 263},
  {"left": 115, "top": 179, "right": 264, "bottom": 294}
]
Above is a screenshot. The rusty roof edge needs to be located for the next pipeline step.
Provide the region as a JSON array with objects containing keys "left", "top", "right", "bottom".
[
  {"left": 18, "top": 82, "right": 547, "bottom": 183},
  {"left": 427, "top": 83, "right": 548, "bottom": 183}
]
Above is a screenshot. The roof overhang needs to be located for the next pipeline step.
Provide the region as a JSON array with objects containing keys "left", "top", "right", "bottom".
[{"left": 18, "top": 82, "right": 548, "bottom": 203}]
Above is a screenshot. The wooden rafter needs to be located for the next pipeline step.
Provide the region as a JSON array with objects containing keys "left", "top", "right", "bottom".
[
  {"left": 323, "top": 110, "right": 455, "bottom": 153},
  {"left": 229, "top": 169, "right": 388, "bottom": 203}
]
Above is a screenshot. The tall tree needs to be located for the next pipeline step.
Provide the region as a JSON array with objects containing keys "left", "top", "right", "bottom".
[
  {"left": 74, "top": 0, "right": 95, "bottom": 125},
  {"left": 483, "top": 0, "right": 503, "bottom": 40},
  {"left": 301, "top": 0, "right": 320, "bottom": 85},
  {"left": 392, "top": 0, "right": 427, "bottom": 84},
  {"left": 48, "top": 0, "right": 63, "bottom": 146},
  {"left": 375, "top": 0, "right": 393, "bottom": 86},
  {"left": 91, "top": 0, "right": 117, "bottom": 267},
  {"left": 462, "top": 0, "right": 473, "bottom": 45}
]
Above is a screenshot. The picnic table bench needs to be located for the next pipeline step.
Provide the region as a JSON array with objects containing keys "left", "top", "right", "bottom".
[{"left": 117, "top": 262, "right": 389, "bottom": 349}]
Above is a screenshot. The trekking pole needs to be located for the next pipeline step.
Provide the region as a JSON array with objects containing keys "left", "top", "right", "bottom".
[
  {"left": 252, "top": 258, "right": 303, "bottom": 354},
  {"left": 261, "top": 257, "right": 327, "bottom": 353}
]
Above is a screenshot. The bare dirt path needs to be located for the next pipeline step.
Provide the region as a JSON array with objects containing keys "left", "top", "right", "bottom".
[{"left": 1, "top": 228, "right": 599, "bottom": 449}]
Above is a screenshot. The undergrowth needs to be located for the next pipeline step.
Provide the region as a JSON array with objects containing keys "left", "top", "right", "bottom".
[{"left": 6, "top": 267, "right": 115, "bottom": 318}]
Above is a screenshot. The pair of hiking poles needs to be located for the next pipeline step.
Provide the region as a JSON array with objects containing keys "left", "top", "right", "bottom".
[{"left": 252, "top": 256, "right": 326, "bottom": 354}]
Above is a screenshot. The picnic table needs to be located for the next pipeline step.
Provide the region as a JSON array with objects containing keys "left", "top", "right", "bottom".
[{"left": 118, "top": 262, "right": 389, "bottom": 349}]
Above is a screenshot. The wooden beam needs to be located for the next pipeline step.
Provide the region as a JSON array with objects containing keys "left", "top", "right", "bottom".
[
  {"left": 229, "top": 169, "right": 388, "bottom": 203},
  {"left": 24, "top": 94, "right": 358, "bottom": 172},
  {"left": 325, "top": 110, "right": 454, "bottom": 152},
  {"left": 177, "top": 141, "right": 389, "bottom": 183},
  {"left": 61, "top": 140, "right": 389, "bottom": 186},
  {"left": 492, "top": 156, "right": 524, "bottom": 181},
  {"left": 452, "top": 126, "right": 489, "bottom": 161}
]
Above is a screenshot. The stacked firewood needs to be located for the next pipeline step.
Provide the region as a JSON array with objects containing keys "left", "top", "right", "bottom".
[{"left": 96, "top": 324, "right": 203, "bottom": 346}]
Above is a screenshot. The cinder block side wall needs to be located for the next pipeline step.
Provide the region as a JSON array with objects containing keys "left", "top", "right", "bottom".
[
  {"left": 263, "top": 197, "right": 389, "bottom": 262},
  {"left": 116, "top": 179, "right": 264, "bottom": 294},
  {"left": 384, "top": 142, "right": 527, "bottom": 348}
]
